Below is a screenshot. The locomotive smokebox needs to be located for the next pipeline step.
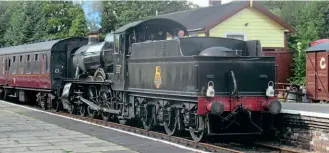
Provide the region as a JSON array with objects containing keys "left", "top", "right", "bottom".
[{"left": 88, "top": 30, "right": 101, "bottom": 44}]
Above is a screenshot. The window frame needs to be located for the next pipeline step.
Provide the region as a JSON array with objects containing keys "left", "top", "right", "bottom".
[
  {"left": 224, "top": 32, "right": 247, "bottom": 41},
  {"left": 19, "top": 55, "right": 23, "bottom": 74},
  {"left": 2, "top": 57, "right": 5, "bottom": 75},
  {"left": 34, "top": 54, "right": 39, "bottom": 74},
  {"left": 26, "top": 54, "right": 31, "bottom": 74},
  {"left": 11, "top": 56, "right": 16, "bottom": 74}
]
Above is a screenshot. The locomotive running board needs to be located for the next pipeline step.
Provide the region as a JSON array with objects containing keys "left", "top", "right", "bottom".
[{"left": 79, "top": 97, "right": 121, "bottom": 114}]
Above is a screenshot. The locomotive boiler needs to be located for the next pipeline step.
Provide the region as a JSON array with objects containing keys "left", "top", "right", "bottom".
[{"left": 72, "top": 32, "right": 114, "bottom": 81}]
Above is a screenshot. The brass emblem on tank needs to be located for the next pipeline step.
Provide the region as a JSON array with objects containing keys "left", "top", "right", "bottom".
[{"left": 154, "top": 66, "right": 162, "bottom": 89}]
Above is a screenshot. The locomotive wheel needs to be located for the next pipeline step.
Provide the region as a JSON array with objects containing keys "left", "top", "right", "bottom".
[
  {"left": 189, "top": 127, "right": 204, "bottom": 142},
  {"left": 55, "top": 100, "right": 62, "bottom": 112},
  {"left": 189, "top": 116, "right": 205, "bottom": 142},
  {"left": 99, "top": 86, "right": 113, "bottom": 121},
  {"left": 95, "top": 75, "right": 105, "bottom": 82},
  {"left": 119, "top": 119, "right": 128, "bottom": 125},
  {"left": 68, "top": 104, "right": 77, "bottom": 114},
  {"left": 86, "top": 76, "right": 94, "bottom": 82},
  {"left": 87, "top": 106, "right": 98, "bottom": 118},
  {"left": 37, "top": 93, "right": 48, "bottom": 110},
  {"left": 141, "top": 105, "right": 155, "bottom": 131},
  {"left": 40, "top": 100, "right": 47, "bottom": 110},
  {"left": 163, "top": 107, "right": 180, "bottom": 136},
  {"left": 79, "top": 105, "right": 87, "bottom": 117}
]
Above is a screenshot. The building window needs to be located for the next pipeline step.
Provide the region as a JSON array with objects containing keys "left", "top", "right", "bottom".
[
  {"left": 26, "top": 55, "right": 31, "bottom": 74},
  {"left": 189, "top": 34, "right": 199, "bottom": 37},
  {"left": 225, "top": 33, "right": 246, "bottom": 41},
  {"left": 34, "top": 54, "right": 39, "bottom": 74}
]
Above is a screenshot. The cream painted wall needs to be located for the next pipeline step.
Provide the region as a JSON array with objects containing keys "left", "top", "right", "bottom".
[{"left": 209, "top": 7, "right": 287, "bottom": 48}]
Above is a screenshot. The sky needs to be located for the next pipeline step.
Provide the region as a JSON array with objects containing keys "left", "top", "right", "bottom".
[{"left": 188, "top": 0, "right": 232, "bottom": 7}]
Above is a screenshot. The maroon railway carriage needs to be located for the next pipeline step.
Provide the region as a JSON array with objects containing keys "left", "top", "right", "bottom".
[{"left": 0, "top": 37, "right": 87, "bottom": 108}]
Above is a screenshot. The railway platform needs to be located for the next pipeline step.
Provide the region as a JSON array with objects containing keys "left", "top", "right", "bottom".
[
  {"left": 0, "top": 101, "right": 203, "bottom": 153},
  {"left": 281, "top": 102, "right": 329, "bottom": 117}
]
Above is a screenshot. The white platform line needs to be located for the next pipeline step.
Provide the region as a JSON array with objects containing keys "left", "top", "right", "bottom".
[
  {"left": 0, "top": 101, "right": 209, "bottom": 153},
  {"left": 281, "top": 109, "right": 329, "bottom": 118}
]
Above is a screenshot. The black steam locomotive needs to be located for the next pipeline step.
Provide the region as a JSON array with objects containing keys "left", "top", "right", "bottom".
[{"left": 1, "top": 18, "right": 281, "bottom": 142}]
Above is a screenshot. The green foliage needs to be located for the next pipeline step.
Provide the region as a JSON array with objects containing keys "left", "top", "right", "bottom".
[
  {"left": 43, "top": 1, "right": 82, "bottom": 39},
  {"left": 69, "top": 7, "right": 88, "bottom": 37},
  {"left": 101, "top": 1, "right": 197, "bottom": 34},
  {"left": 0, "top": 1, "right": 195, "bottom": 47},
  {"left": 263, "top": 1, "right": 329, "bottom": 85}
]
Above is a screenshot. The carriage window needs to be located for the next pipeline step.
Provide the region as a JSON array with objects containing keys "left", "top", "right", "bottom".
[
  {"left": 45, "top": 54, "right": 48, "bottom": 72},
  {"left": 42, "top": 54, "right": 47, "bottom": 74},
  {"left": 19, "top": 55, "right": 23, "bottom": 74},
  {"left": 8, "top": 58, "right": 10, "bottom": 70},
  {"left": 2, "top": 57, "right": 4, "bottom": 75},
  {"left": 34, "top": 54, "right": 39, "bottom": 74},
  {"left": 12, "top": 56, "right": 16, "bottom": 74},
  {"left": 26, "top": 55, "right": 31, "bottom": 74}
]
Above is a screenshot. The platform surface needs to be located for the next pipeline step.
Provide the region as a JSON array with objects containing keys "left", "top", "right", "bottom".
[
  {"left": 282, "top": 102, "right": 329, "bottom": 113},
  {"left": 0, "top": 101, "right": 201, "bottom": 153},
  {"left": 281, "top": 102, "right": 329, "bottom": 118}
]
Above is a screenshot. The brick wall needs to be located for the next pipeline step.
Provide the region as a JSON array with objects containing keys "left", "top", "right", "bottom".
[{"left": 275, "top": 114, "right": 329, "bottom": 152}]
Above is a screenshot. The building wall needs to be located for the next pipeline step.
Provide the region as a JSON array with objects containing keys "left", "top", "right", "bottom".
[{"left": 209, "top": 7, "right": 287, "bottom": 48}]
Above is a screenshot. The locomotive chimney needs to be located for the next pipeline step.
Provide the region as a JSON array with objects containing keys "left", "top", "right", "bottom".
[{"left": 88, "top": 30, "right": 101, "bottom": 44}]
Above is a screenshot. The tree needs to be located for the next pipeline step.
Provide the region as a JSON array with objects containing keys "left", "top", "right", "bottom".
[
  {"left": 0, "top": 2, "right": 15, "bottom": 46},
  {"left": 43, "top": 1, "right": 79, "bottom": 39},
  {"left": 3, "top": 2, "right": 26, "bottom": 46},
  {"left": 3, "top": 2, "right": 47, "bottom": 46},
  {"left": 263, "top": 1, "right": 329, "bottom": 85},
  {"left": 101, "top": 1, "right": 197, "bottom": 34},
  {"left": 69, "top": 7, "right": 88, "bottom": 37}
]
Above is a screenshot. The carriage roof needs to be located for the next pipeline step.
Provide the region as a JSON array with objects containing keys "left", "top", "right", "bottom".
[{"left": 0, "top": 37, "right": 86, "bottom": 55}]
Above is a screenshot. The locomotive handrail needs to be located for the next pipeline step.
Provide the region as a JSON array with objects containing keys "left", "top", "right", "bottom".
[{"left": 231, "top": 71, "right": 238, "bottom": 96}]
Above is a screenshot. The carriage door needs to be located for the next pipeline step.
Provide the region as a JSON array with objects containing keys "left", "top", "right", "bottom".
[{"left": 112, "top": 34, "right": 126, "bottom": 90}]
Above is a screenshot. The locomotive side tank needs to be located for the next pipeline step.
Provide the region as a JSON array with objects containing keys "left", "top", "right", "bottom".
[
  {"left": 128, "top": 37, "right": 275, "bottom": 98},
  {"left": 126, "top": 34, "right": 280, "bottom": 141}
]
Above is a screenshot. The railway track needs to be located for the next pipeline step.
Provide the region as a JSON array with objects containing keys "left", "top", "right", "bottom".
[
  {"left": 48, "top": 110, "right": 301, "bottom": 153},
  {"left": 252, "top": 142, "right": 301, "bottom": 153}
]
